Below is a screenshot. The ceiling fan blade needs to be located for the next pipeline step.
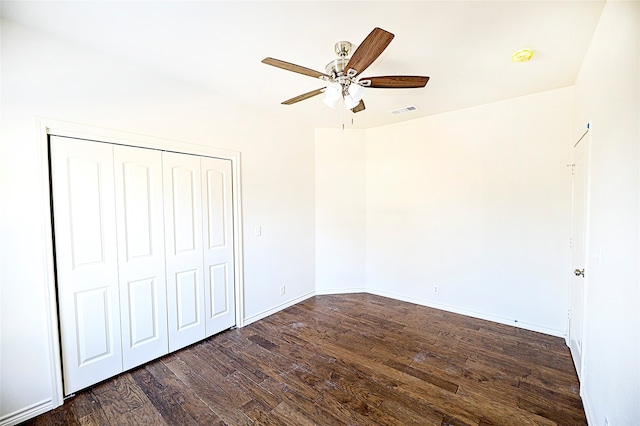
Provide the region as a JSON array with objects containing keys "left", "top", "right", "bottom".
[
  {"left": 360, "top": 76, "right": 430, "bottom": 89},
  {"left": 345, "top": 27, "right": 394, "bottom": 77},
  {"left": 262, "top": 57, "right": 330, "bottom": 80},
  {"left": 351, "top": 100, "right": 366, "bottom": 113},
  {"left": 282, "top": 88, "right": 325, "bottom": 105}
]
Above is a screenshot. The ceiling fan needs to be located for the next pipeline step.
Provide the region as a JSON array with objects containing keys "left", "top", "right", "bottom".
[{"left": 262, "top": 27, "right": 429, "bottom": 113}]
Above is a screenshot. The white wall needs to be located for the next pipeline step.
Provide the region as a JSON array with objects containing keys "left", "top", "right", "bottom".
[
  {"left": 0, "top": 19, "right": 316, "bottom": 423},
  {"left": 315, "top": 129, "right": 367, "bottom": 293},
  {"left": 365, "top": 87, "right": 574, "bottom": 335},
  {"left": 315, "top": 88, "right": 575, "bottom": 335},
  {"left": 572, "top": 1, "right": 640, "bottom": 424}
]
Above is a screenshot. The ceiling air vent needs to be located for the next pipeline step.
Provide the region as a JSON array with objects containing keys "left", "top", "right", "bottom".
[{"left": 390, "top": 105, "right": 419, "bottom": 115}]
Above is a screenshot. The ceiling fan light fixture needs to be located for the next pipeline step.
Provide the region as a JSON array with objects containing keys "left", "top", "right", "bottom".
[
  {"left": 348, "top": 83, "right": 365, "bottom": 102},
  {"left": 323, "top": 96, "right": 338, "bottom": 108},
  {"left": 324, "top": 82, "right": 342, "bottom": 99},
  {"left": 344, "top": 94, "right": 360, "bottom": 110},
  {"left": 323, "top": 82, "right": 342, "bottom": 108}
]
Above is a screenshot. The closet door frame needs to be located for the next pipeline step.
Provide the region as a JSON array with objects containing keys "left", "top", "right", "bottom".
[{"left": 36, "top": 118, "right": 245, "bottom": 408}]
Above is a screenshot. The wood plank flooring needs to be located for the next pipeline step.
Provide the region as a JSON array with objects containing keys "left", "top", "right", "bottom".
[{"left": 22, "top": 294, "right": 586, "bottom": 425}]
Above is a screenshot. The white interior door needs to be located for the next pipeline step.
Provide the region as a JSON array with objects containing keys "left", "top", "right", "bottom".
[
  {"left": 50, "top": 136, "right": 122, "bottom": 395},
  {"left": 569, "top": 133, "right": 589, "bottom": 379},
  {"left": 163, "top": 152, "right": 206, "bottom": 351},
  {"left": 114, "top": 145, "right": 168, "bottom": 370},
  {"left": 201, "top": 157, "right": 236, "bottom": 336}
]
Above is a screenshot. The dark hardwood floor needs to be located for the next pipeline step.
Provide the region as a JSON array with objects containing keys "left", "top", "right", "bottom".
[{"left": 23, "top": 294, "right": 586, "bottom": 425}]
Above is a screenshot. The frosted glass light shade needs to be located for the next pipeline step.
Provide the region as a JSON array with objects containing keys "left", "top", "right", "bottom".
[
  {"left": 323, "top": 82, "right": 342, "bottom": 108},
  {"left": 325, "top": 83, "right": 342, "bottom": 100},
  {"left": 343, "top": 94, "right": 359, "bottom": 109},
  {"left": 348, "top": 83, "right": 365, "bottom": 101},
  {"left": 323, "top": 97, "right": 337, "bottom": 108}
]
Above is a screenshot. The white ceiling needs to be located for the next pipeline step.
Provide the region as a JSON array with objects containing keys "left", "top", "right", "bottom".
[{"left": 1, "top": 1, "right": 605, "bottom": 129}]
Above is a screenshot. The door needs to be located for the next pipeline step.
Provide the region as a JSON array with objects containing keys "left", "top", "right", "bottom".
[
  {"left": 201, "top": 157, "right": 236, "bottom": 335},
  {"left": 51, "top": 137, "right": 238, "bottom": 393},
  {"left": 114, "top": 145, "right": 168, "bottom": 370},
  {"left": 50, "top": 136, "right": 122, "bottom": 395},
  {"left": 163, "top": 152, "right": 206, "bottom": 351},
  {"left": 569, "top": 132, "right": 589, "bottom": 379}
]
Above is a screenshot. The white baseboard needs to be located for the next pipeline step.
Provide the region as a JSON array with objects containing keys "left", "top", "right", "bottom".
[
  {"left": 0, "top": 398, "right": 55, "bottom": 426},
  {"left": 243, "top": 288, "right": 565, "bottom": 339},
  {"left": 581, "top": 386, "right": 596, "bottom": 425},
  {"left": 242, "top": 290, "right": 316, "bottom": 326},
  {"left": 315, "top": 287, "right": 366, "bottom": 295},
  {"left": 366, "top": 288, "right": 566, "bottom": 338}
]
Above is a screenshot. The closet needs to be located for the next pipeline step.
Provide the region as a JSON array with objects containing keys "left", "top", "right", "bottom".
[{"left": 49, "top": 136, "right": 236, "bottom": 395}]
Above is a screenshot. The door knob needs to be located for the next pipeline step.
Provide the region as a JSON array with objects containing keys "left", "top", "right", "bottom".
[{"left": 574, "top": 268, "right": 585, "bottom": 277}]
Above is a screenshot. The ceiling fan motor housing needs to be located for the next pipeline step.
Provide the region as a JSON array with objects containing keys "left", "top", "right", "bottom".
[
  {"left": 325, "top": 58, "right": 349, "bottom": 79},
  {"left": 326, "top": 41, "right": 354, "bottom": 84}
]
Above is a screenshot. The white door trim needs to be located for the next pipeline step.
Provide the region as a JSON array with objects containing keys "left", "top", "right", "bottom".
[
  {"left": 36, "top": 117, "right": 245, "bottom": 409},
  {"left": 568, "top": 124, "right": 592, "bottom": 382}
]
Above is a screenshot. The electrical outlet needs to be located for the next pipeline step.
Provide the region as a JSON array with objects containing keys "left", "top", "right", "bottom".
[
  {"left": 433, "top": 285, "right": 439, "bottom": 294},
  {"left": 280, "top": 285, "right": 285, "bottom": 296}
]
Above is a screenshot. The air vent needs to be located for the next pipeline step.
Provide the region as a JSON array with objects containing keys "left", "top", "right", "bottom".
[{"left": 390, "top": 105, "right": 419, "bottom": 115}]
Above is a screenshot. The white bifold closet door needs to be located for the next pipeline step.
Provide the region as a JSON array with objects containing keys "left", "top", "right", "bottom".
[
  {"left": 201, "top": 156, "right": 236, "bottom": 336},
  {"left": 163, "top": 152, "right": 206, "bottom": 351},
  {"left": 51, "top": 137, "right": 235, "bottom": 395},
  {"left": 163, "top": 153, "right": 235, "bottom": 352},
  {"left": 50, "top": 136, "right": 123, "bottom": 394},
  {"left": 113, "top": 145, "right": 168, "bottom": 371}
]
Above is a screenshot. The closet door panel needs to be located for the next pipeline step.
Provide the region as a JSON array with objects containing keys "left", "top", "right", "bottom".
[
  {"left": 50, "top": 136, "right": 122, "bottom": 395},
  {"left": 163, "top": 152, "right": 205, "bottom": 351},
  {"left": 201, "top": 157, "right": 236, "bottom": 335},
  {"left": 114, "top": 146, "right": 168, "bottom": 370}
]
